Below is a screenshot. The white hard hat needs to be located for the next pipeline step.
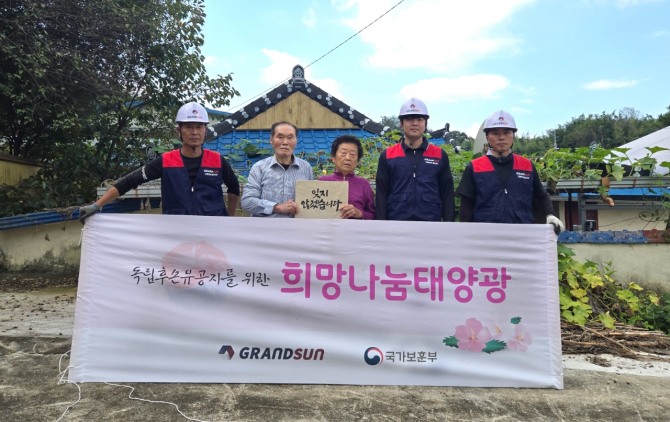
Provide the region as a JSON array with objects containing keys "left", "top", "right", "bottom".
[
  {"left": 176, "top": 101, "right": 209, "bottom": 124},
  {"left": 483, "top": 110, "right": 517, "bottom": 132},
  {"left": 398, "top": 98, "right": 429, "bottom": 119}
]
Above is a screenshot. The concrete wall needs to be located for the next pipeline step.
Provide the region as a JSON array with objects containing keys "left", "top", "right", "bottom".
[
  {"left": 0, "top": 208, "right": 161, "bottom": 273},
  {"left": 0, "top": 219, "right": 83, "bottom": 273},
  {"left": 568, "top": 243, "right": 670, "bottom": 293}
]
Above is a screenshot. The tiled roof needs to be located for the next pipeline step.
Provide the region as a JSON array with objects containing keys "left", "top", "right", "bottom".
[
  {"left": 205, "top": 65, "right": 388, "bottom": 141},
  {"left": 201, "top": 64, "right": 449, "bottom": 177}
]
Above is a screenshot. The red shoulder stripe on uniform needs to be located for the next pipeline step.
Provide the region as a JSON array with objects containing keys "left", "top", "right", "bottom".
[
  {"left": 424, "top": 144, "right": 443, "bottom": 158},
  {"left": 162, "top": 149, "right": 184, "bottom": 168},
  {"left": 513, "top": 154, "right": 532, "bottom": 171},
  {"left": 202, "top": 149, "right": 221, "bottom": 167},
  {"left": 472, "top": 156, "right": 494, "bottom": 172},
  {"left": 385, "top": 143, "right": 405, "bottom": 159}
]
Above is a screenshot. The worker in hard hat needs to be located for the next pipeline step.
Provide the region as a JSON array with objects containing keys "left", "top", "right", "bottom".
[
  {"left": 456, "top": 110, "right": 564, "bottom": 234},
  {"left": 375, "top": 98, "right": 455, "bottom": 221},
  {"left": 78, "top": 101, "right": 240, "bottom": 222}
]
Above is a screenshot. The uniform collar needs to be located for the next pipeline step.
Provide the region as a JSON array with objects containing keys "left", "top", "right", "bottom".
[
  {"left": 401, "top": 137, "right": 428, "bottom": 151},
  {"left": 488, "top": 152, "right": 514, "bottom": 164}
]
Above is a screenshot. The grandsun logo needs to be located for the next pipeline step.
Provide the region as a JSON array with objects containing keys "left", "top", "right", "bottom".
[
  {"left": 218, "top": 345, "right": 234, "bottom": 359},
  {"left": 238, "top": 346, "right": 324, "bottom": 360}
]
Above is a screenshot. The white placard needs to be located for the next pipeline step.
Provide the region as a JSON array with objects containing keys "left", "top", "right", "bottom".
[{"left": 295, "top": 180, "right": 348, "bottom": 219}]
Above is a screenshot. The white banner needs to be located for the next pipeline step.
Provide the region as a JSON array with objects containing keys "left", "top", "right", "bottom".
[{"left": 70, "top": 215, "right": 562, "bottom": 388}]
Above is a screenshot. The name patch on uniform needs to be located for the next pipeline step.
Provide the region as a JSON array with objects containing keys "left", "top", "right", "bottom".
[
  {"left": 424, "top": 158, "right": 440, "bottom": 166},
  {"left": 515, "top": 171, "right": 530, "bottom": 180},
  {"left": 203, "top": 169, "right": 220, "bottom": 177}
]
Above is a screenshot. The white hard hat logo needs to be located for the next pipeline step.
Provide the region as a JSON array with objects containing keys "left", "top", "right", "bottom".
[
  {"left": 398, "top": 97, "right": 429, "bottom": 118},
  {"left": 176, "top": 102, "right": 209, "bottom": 124},
  {"left": 484, "top": 110, "right": 517, "bottom": 132}
]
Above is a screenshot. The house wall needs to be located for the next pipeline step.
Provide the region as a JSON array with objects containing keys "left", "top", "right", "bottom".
[
  {"left": 568, "top": 243, "right": 670, "bottom": 294},
  {"left": 596, "top": 208, "right": 668, "bottom": 231},
  {"left": 0, "top": 153, "right": 40, "bottom": 186},
  {"left": 556, "top": 203, "right": 668, "bottom": 231},
  {"left": 239, "top": 92, "right": 358, "bottom": 129}
]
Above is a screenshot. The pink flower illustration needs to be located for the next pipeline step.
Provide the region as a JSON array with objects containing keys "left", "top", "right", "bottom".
[
  {"left": 507, "top": 324, "right": 533, "bottom": 351},
  {"left": 487, "top": 320, "right": 505, "bottom": 340},
  {"left": 454, "top": 318, "right": 492, "bottom": 352}
]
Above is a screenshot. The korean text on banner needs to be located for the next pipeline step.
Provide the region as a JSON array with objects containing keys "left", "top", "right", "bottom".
[{"left": 70, "top": 214, "right": 562, "bottom": 388}]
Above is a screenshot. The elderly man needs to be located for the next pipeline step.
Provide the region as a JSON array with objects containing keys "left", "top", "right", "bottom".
[{"left": 241, "top": 121, "right": 313, "bottom": 217}]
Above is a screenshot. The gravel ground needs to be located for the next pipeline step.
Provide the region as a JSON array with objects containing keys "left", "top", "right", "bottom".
[{"left": 0, "top": 286, "right": 76, "bottom": 337}]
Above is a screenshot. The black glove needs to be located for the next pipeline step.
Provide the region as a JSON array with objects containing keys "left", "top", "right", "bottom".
[{"left": 79, "top": 203, "right": 101, "bottom": 224}]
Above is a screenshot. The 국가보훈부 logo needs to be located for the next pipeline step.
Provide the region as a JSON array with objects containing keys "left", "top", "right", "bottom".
[{"left": 364, "top": 347, "right": 384, "bottom": 366}]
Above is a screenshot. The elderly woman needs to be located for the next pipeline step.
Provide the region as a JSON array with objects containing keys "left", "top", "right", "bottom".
[{"left": 319, "top": 135, "right": 375, "bottom": 219}]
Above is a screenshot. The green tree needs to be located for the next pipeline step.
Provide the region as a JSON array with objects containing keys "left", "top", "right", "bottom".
[
  {"left": 0, "top": 0, "right": 239, "bottom": 215},
  {"left": 515, "top": 134, "right": 553, "bottom": 156},
  {"left": 444, "top": 130, "right": 472, "bottom": 147},
  {"left": 656, "top": 105, "right": 670, "bottom": 128},
  {"left": 514, "top": 106, "right": 668, "bottom": 156},
  {"left": 379, "top": 115, "right": 400, "bottom": 131},
  {"left": 551, "top": 108, "right": 663, "bottom": 150}
]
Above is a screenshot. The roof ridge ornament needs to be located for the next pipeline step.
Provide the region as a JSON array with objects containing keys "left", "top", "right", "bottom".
[{"left": 289, "top": 64, "right": 307, "bottom": 89}]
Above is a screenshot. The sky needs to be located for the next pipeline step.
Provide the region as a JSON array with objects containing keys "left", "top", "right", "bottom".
[{"left": 201, "top": 0, "right": 670, "bottom": 138}]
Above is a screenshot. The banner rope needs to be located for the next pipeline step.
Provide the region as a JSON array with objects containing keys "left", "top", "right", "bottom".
[
  {"left": 55, "top": 351, "right": 82, "bottom": 422},
  {"left": 55, "top": 349, "right": 209, "bottom": 421}
]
